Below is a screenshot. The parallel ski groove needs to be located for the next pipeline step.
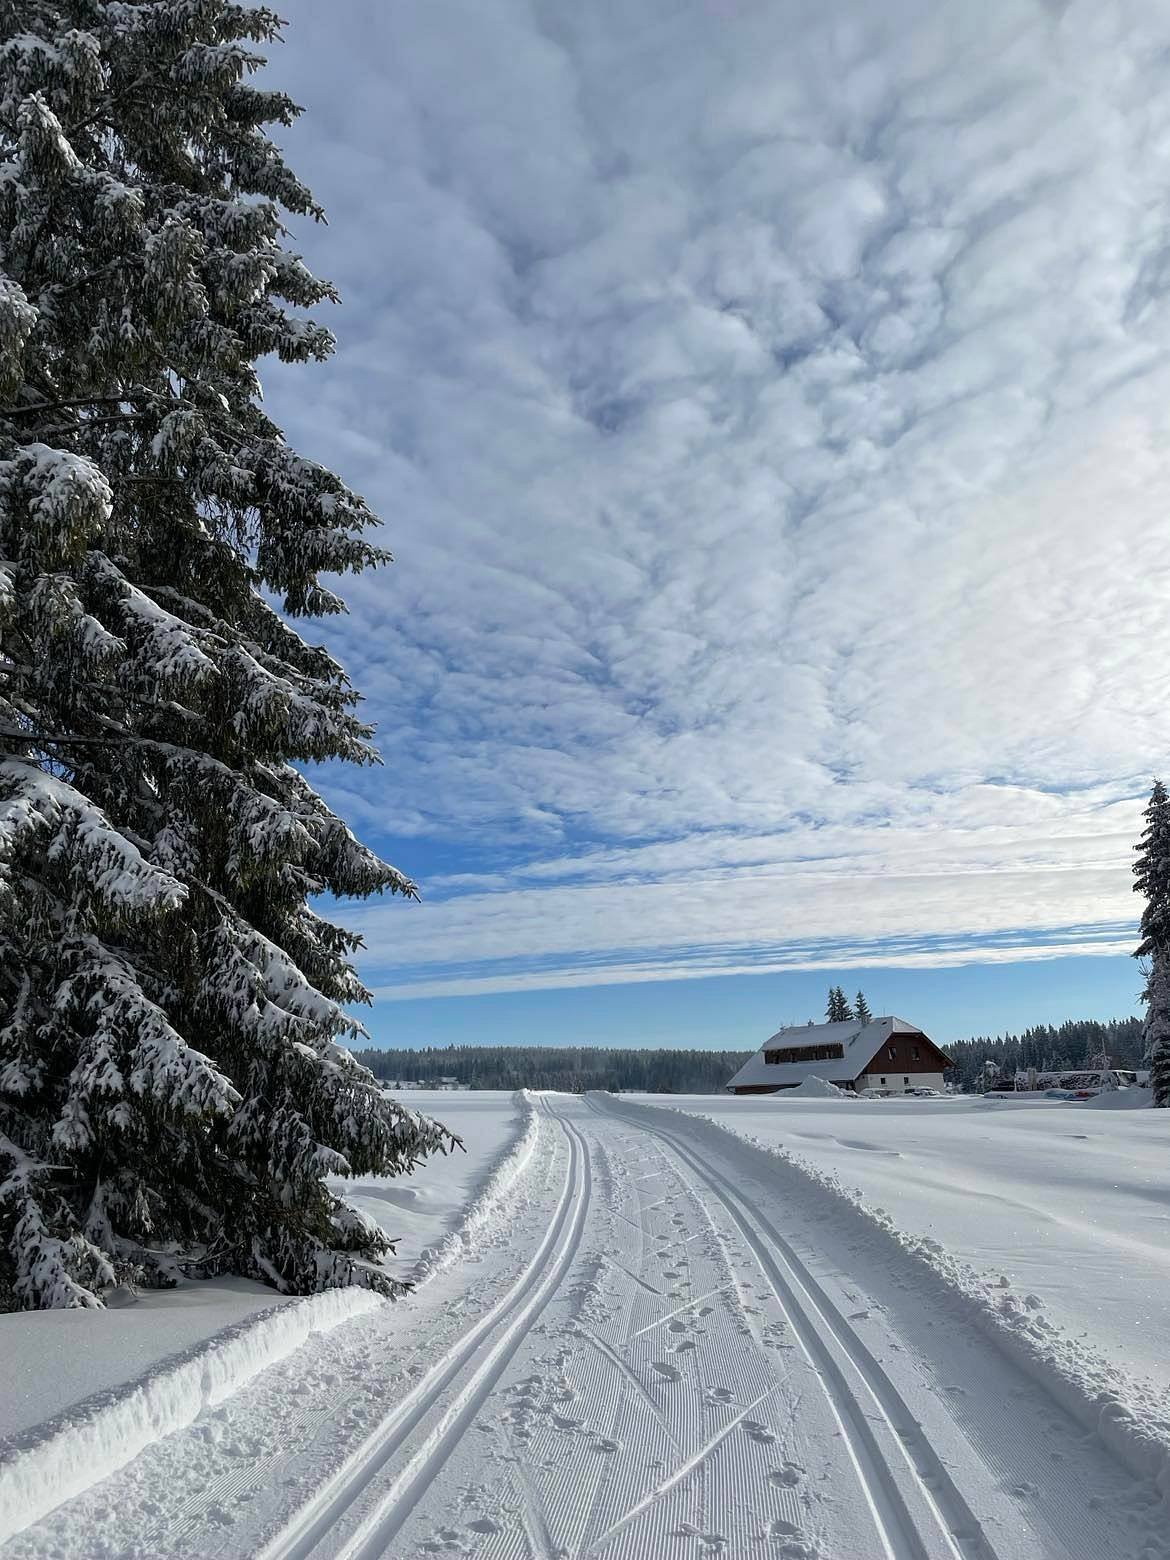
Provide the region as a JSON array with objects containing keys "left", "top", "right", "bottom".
[
  {"left": 605, "top": 1101, "right": 997, "bottom": 1560},
  {"left": 255, "top": 1101, "right": 581, "bottom": 1560},
  {"left": 332, "top": 1107, "right": 592, "bottom": 1560},
  {"left": 573, "top": 1322, "right": 682, "bottom": 1455},
  {"left": 585, "top": 1388, "right": 775, "bottom": 1555}
]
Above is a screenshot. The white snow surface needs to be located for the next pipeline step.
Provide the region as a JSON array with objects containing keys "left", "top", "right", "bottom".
[
  {"left": 2, "top": 1091, "right": 1169, "bottom": 1560},
  {"left": 785, "top": 1074, "right": 851, "bottom": 1097},
  {"left": 0, "top": 1091, "right": 526, "bottom": 1545},
  {"left": 661, "top": 1089, "right": 1170, "bottom": 1393},
  {"left": 330, "top": 1088, "right": 529, "bottom": 1271}
]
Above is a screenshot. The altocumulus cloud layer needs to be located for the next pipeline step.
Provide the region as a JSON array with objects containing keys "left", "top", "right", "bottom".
[{"left": 265, "top": 0, "right": 1170, "bottom": 1000}]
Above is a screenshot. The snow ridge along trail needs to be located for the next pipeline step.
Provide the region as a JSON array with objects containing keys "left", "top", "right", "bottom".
[
  {"left": 4, "top": 1093, "right": 1168, "bottom": 1560},
  {"left": 261, "top": 1098, "right": 592, "bottom": 1560}
]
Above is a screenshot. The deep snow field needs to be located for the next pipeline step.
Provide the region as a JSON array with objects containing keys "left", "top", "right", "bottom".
[{"left": 2, "top": 1086, "right": 1168, "bottom": 1559}]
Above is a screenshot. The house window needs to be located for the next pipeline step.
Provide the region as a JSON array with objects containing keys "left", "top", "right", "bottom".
[
  {"left": 880, "top": 1077, "right": 886, "bottom": 1086},
  {"left": 888, "top": 1046, "right": 896, "bottom": 1060},
  {"left": 912, "top": 1046, "right": 920, "bottom": 1061},
  {"left": 764, "top": 1042, "right": 846, "bottom": 1065},
  {"left": 903, "top": 1077, "right": 910, "bottom": 1085}
]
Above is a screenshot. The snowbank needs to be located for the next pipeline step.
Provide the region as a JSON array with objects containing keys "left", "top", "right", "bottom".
[
  {"left": 411, "top": 1089, "right": 540, "bottom": 1284},
  {"left": 658, "top": 1088, "right": 1170, "bottom": 1388},
  {"left": 786, "top": 1075, "right": 849, "bottom": 1097},
  {"left": 1077, "top": 1086, "right": 1153, "bottom": 1110},
  {"left": 333, "top": 1089, "right": 532, "bottom": 1268},
  {"left": 0, "top": 1285, "right": 385, "bottom": 1544},
  {"left": 600, "top": 1094, "right": 1170, "bottom": 1511},
  {"left": 0, "top": 1092, "right": 539, "bottom": 1542}
]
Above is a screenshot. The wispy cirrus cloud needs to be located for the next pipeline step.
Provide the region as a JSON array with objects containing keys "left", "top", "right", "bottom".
[{"left": 265, "top": 0, "right": 1170, "bottom": 1001}]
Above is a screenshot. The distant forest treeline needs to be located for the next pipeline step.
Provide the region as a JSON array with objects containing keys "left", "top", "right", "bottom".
[
  {"left": 351, "top": 1045, "right": 751, "bottom": 1095},
  {"left": 355, "top": 1016, "right": 1145, "bottom": 1095},
  {"left": 943, "top": 1017, "right": 1144, "bottom": 1092}
]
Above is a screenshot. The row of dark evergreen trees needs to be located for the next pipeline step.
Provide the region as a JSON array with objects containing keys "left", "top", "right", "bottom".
[
  {"left": 353, "top": 1046, "right": 752, "bottom": 1095},
  {"left": 943, "top": 1019, "right": 1145, "bottom": 1094}
]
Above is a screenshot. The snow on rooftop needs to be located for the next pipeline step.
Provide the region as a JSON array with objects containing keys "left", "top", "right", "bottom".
[{"left": 726, "top": 1015, "right": 927, "bottom": 1090}]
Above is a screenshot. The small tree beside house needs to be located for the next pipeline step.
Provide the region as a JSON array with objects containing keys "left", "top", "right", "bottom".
[{"left": 826, "top": 986, "right": 853, "bottom": 1022}]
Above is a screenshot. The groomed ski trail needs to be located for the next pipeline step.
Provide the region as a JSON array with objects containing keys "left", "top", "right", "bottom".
[
  {"left": 3, "top": 1094, "right": 1168, "bottom": 1560},
  {"left": 584, "top": 1097, "right": 986, "bottom": 1560},
  {"left": 262, "top": 1100, "right": 593, "bottom": 1560}
]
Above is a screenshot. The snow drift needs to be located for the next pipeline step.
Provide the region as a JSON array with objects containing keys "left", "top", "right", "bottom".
[
  {"left": 410, "top": 1089, "right": 540, "bottom": 1285},
  {"left": 786, "top": 1075, "right": 850, "bottom": 1097},
  {"left": 0, "top": 1286, "right": 385, "bottom": 1544}
]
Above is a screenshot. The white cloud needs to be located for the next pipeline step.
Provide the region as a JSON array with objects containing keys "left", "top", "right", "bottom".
[{"left": 264, "top": 0, "right": 1170, "bottom": 998}]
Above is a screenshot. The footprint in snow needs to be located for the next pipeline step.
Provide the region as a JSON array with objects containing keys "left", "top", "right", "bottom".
[
  {"left": 767, "top": 1461, "right": 805, "bottom": 1486},
  {"left": 593, "top": 1437, "right": 620, "bottom": 1453},
  {"left": 652, "top": 1361, "right": 681, "bottom": 1382},
  {"left": 744, "top": 1420, "right": 778, "bottom": 1445},
  {"left": 467, "top": 1517, "right": 502, "bottom": 1535},
  {"left": 672, "top": 1524, "right": 728, "bottom": 1551},
  {"left": 668, "top": 1319, "right": 690, "bottom": 1334},
  {"left": 669, "top": 1340, "right": 698, "bottom": 1355},
  {"left": 705, "top": 1386, "right": 736, "bottom": 1404}
]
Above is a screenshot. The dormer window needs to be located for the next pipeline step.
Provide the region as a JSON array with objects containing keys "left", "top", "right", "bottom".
[{"left": 765, "top": 1042, "right": 845, "bottom": 1065}]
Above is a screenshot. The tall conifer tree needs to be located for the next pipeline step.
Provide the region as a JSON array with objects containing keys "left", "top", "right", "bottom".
[
  {"left": 1134, "top": 779, "right": 1170, "bottom": 1106},
  {"left": 0, "top": 1, "right": 455, "bottom": 1308},
  {"left": 854, "top": 991, "right": 872, "bottom": 1025},
  {"left": 826, "top": 986, "right": 853, "bottom": 1022}
]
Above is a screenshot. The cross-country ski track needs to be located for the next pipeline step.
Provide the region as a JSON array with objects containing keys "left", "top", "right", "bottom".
[{"left": 3, "top": 1093, "right": 1167, "bottom": 1560}]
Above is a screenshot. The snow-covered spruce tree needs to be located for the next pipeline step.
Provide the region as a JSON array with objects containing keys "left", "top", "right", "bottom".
[
  {"left": 1134, "top": 779, "right": 1170, "bottom": 1107},
  {"left": 854, "top": 991, "right": 871, "bottom": 1025},
  {"left": 0, "top": 1, "right": 456, "bottom": 1309},
  {"left": 825, "top": 986, "right": 852, "bottom": 1023}
]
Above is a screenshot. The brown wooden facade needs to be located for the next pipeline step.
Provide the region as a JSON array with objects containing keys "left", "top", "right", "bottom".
[{"left": 857, "top": 1029, "right": 951, "bottom": 1085}]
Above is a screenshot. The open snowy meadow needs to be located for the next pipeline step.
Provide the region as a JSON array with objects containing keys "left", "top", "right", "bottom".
[{"left": 2, "top": 1088, "right": 1167, "bottom": 1560}]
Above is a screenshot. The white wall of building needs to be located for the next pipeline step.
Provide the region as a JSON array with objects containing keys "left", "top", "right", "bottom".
[{"left": 858, "top": 1070, "right": 945, "bottom": 1094}]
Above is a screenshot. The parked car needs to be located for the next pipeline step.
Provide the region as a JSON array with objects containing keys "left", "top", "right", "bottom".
[{"left": 908, "top": 1086, "right": 941, "bottom": 1097}]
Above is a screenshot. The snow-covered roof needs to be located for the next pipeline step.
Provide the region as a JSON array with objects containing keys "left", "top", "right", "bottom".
[{"left": 726, "top": 1016, "right": 930, "bottom": 1091}]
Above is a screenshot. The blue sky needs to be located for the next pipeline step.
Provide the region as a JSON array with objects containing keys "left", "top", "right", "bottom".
[{"left": 259, "top": 0, "right": 1170, "bottom": 1050}]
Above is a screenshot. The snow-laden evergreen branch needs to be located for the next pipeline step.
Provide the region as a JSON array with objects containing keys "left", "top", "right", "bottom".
[{"left": 0, "top": 0, "right": 455, "bottom": 1308}]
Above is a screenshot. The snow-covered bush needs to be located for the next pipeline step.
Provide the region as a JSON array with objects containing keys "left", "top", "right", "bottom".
[{"left": 0, "top": 2, "right": 455, "bottom": 1308}]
